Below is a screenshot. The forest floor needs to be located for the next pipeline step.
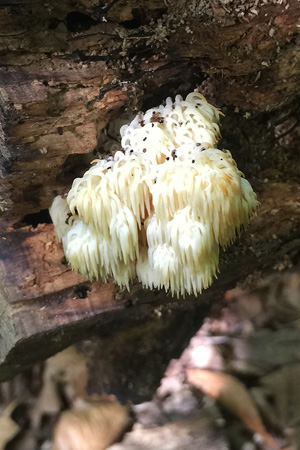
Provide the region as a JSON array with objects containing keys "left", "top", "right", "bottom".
[{"left": 1, "top": 269, "right": 300, "bottom": 450}]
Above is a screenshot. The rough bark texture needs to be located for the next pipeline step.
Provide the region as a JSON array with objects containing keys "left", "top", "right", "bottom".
[{"left": 0, "top": 0, "right": 300, "bottom": 392}]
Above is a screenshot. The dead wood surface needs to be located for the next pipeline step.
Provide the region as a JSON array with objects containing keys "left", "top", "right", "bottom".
[
  {"left": 1, "top": 0, "right": 300, "bottom": 383},
  {"left": 0, "top": 181, "right": 299, "bottom": 381}
]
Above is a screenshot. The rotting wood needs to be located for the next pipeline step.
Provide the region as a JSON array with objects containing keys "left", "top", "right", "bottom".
[
  {"left": 1, "top": 0, "right": 300, "bottom": 386},
  {"left": 0, "top": 182, "right": 299, "bottom": 381}
]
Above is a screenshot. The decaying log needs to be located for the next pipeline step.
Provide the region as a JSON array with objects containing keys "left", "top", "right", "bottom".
[
  {"left": 0, "top": 182, "right": 299, "bottom": 382},
  {"left": 1, "top": 0, "right": 300, "bottom": 385}
]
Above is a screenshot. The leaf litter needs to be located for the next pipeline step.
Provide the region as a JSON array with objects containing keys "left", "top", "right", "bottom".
[{"left": 1, "top": 271, "right": 300, "bottom": 449}]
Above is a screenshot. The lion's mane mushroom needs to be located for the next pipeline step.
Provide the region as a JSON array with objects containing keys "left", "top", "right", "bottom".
[{"left": 50, "top": 92, "right": 258, "bottom": 297}]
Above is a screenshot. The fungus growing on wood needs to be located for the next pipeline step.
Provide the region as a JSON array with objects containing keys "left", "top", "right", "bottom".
[{"left": 50, "top": 92, "right": 258, "bottom": 297}]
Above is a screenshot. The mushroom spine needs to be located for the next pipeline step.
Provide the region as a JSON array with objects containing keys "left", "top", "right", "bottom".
[{"left": 50, "top": 92, "right": 259, "bottom": 297}]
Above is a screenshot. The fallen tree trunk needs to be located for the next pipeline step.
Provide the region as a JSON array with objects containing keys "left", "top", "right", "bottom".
[
  {"left": 0, "top": 182, "right": 299, "bottom": 383},
  {"left": 1, "top": 0, "right": 300, "bottom": 389}
]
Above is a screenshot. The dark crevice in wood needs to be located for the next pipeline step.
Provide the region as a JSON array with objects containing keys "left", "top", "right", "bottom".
[
  {"left": 55, "top": 153, "right": 92, "bottom": 186},
  {"left": 120, "top": 7, "right": 167, "bottom": 29},
  {"left": 70, "top": 49, "right": 108, "bottom": 63},
  {"left": 48, "top": 17, "right": 61, "bottom": 30},
  {"left": 141, "top": 66, "right": 207, "bottom": 112},
  {"left": 65, "top": 11, "right": 97, "bottom": 33},
  {"left": 13, "top": 209, "right": 52, "bottom": 229},
  {"left": 74, "top": 285, "right": 91, "bottom": 299}
]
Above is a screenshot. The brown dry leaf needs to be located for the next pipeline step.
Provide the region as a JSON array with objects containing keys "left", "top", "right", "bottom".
[
  {"left": 0, "top": 400, "right": 20, "bottom": 450},
  {"left": 222, "top": 329, "right": 300, "bottom": 377},
  {"left": 208, "top": 273, "right": 300, "bottom": 338},
  {"left": 259, "top": 363, "right": 300, "bottom": 430},
  {"left": 186, "top": 368, "right": 279, "bottom": 450},
  {"left": 231, "top": 272, "right": 300, "bottom": 329},
  {"left": 31, "top": 371, "right": 62, "bottom": 430},
  {"left": 45, "top": 346, "right": 89, "bottom": 400},
  {"left": 266, "top": 273, "right": 300, "bottom": 326},
  {"left": 52, "top": 398, "right": 132, "bottom": 450},
  {"left": 32, "top": 346, "right": 88, "bottom": 430}
]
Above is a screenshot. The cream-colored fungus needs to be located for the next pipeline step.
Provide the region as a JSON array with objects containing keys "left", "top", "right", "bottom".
[{"left": 50, "top": 92, "right": 258, "bottom": 297}]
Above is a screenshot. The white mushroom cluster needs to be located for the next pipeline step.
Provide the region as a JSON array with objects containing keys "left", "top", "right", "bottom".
[{"left": 50, "top": 92, "right": 258, "bottom": 297}]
